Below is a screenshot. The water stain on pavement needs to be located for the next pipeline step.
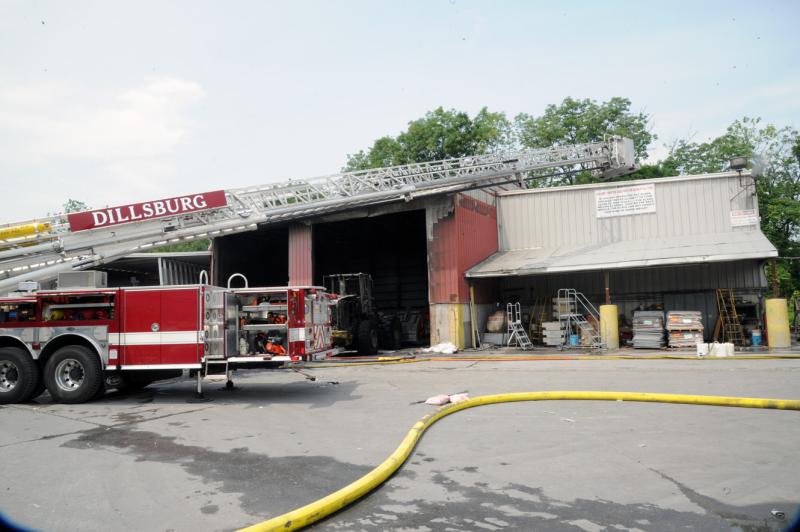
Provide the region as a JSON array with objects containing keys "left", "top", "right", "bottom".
[
  {"left": 312, "top": 470, "right": 789, "bottom": 531},
  {"left": 61, "top": 426, "right": 372, "bottom": 518}
]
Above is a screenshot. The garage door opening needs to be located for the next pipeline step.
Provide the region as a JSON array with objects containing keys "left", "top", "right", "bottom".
[
  {"left": 214, "top": 226, "right": 289, "bottom": 287},
  {"left": 313, "top": 209, "right": 430, "bottom": 345}
]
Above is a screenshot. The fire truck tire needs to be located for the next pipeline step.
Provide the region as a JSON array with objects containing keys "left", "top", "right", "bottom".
[
  {"left": 43, "top": 346, "right": 103, "bottom": 404},
  {"left": 0, "top": 347, "right": 40, "bottom": 404},
  {"left": 357, "top": 321, "right": 379, "bottom": 356},
  {"left": 30, "top": 379, "right": 47, "bottom": 400}
]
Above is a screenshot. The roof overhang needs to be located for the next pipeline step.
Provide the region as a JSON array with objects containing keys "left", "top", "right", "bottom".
[{"left": 466, "top": 230, "right": 777, "bottom": 278}]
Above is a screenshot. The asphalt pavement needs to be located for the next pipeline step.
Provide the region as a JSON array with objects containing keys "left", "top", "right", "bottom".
[{"left": 1, "top": 357, "right": 799, "bottom": 532}]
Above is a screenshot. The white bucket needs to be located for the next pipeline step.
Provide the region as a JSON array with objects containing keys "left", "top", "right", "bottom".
[
  {"left": 696, "top": 343, "right": 709, "bottom": 356},
  {"left": 723, "top": 342, "right": 734, "bottom": 356}
]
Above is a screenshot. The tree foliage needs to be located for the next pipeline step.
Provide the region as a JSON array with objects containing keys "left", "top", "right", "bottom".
[
  {"left": 515, "top": 97, "right": 655, "bottom": 161},
  {"left": 345, "top": 107, "right": 512, "bottom": 170},
  {"left": 662, "top": 118, "right": 800, "bottom": 295},
  {"left": 62, "top": 199, "right": 90, "bottom": 213},
  {"left": 147, "top": 239, "right": 211, "bottom": 253}
]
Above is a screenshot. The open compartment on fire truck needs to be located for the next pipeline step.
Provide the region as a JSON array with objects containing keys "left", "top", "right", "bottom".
[
  {"left": 40, "top": 292, "right": 116, "bottom": 322},
  {"left": 228, "top": 285, "right": 332, "bottom": 364}
]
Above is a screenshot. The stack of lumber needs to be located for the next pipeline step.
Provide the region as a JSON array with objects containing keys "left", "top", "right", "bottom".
[{"left": 666, "top": 310, "right": 704, "bottom": 348}]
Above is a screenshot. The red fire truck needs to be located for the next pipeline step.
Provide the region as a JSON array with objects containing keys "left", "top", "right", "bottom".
[{"left": 0, "top": 275, "right": 334, "bottom": 404}]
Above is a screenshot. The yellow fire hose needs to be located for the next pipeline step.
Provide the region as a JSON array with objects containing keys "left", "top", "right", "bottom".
[{"left": 238, "top": 391, "right": 800, "bottom": 532}]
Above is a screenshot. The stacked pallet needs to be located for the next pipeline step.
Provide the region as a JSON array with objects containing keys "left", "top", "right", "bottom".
[
  {"left": 542, "top": 321, "right": 565, "bottom": 346},
  {"left": 666, "top": 310, "right": 704, "bottom": 348},
  {"left": 632, "top": 311, "right": 665, "bottom": 349}
]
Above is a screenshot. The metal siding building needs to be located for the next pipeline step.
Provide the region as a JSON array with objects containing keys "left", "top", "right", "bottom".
[{"left": 468, "top": 172, "right": 778, "bottom": 342}]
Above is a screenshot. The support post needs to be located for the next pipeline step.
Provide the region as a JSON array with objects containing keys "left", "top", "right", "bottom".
[
  {"left": 604, "top": 271, "right": 611, "bottom": 305},
  {"left": 770, "top": 258, "right": 779, "bottom": 298},
  {"left": 195, "top": 370, "right": 204, "bottom": 399}
]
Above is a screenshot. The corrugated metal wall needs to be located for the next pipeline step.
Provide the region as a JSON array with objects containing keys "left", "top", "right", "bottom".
[
  {"left": 498, "top": 173, "right": 760, "bottom": 251},
  {"left": 500, "top": 260, "right": 767, "bottom": 301},
  {"left": 288, "top": 223, "right": 313, "bottom": 286},
  {"left": 428, "top": 194, "right": 498, "bottom": 304}
]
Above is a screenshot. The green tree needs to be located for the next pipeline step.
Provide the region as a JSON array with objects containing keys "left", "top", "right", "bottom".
[
  {"left": 345, "top": 107, "right": 512, "bottom": 170},
  {"left": 514, "top": 97, "right": 655, "bottom": 186},
  {"left": 147, "top": 239, "right": 211, "bottom": 253},
  {"left": 63, "top": 199, "right": 90, "bottom": 213},
  {"left": 664, "top": 117, "right": 800, "bottom": 295}
]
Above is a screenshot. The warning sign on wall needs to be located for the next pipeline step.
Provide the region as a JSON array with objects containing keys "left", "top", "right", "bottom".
[
  {"left": 730, "top": 209, "right": 759, "bottom": 227},
  {"left": 595, "top": 183, "right": 656, "bottom": 218}
]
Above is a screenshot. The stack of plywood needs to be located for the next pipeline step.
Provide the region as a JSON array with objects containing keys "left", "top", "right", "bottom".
[
  {"left": 666, "top": 310, "right": 704, "bottom": 348},
  {"left": 633, "top": 311, "right": 665, "bottom": 349},
  {"left": 542, "top": 321, "right": 565, "bottom": 346}
]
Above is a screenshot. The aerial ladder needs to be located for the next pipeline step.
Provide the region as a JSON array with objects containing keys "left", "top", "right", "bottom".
[{"left": 0, "top": 137, "right": 637, "bottom": 294}]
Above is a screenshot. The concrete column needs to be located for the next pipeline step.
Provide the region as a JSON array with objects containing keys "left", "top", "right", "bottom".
[
  {"left": 288, "top": 223, "right": 313, "bottom": 286},
  {"left": 599, "top": 304, "right": 619, "bottom": 350},
  {"left": 765, "top": 298, "right": 790, "bottom": 349}
]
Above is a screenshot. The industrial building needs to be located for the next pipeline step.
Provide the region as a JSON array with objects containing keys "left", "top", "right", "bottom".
[{"left": 101, "top": 169, "right": 774, "bottom": 349}]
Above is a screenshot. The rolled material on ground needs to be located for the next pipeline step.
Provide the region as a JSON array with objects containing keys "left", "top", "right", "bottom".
[
  {"left": 237, "top": 391, "right": 800, "bottom": 532},
  {"left": 766, "top": 298, "right": 790, "bottom": 349},
  {"left": 599, "top": 305, "right": 619, "bottom": 349}
]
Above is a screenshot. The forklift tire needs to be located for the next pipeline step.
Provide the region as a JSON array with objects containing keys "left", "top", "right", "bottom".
[
  {"left": 389, "top": 318, "right": 402, "bottom": 350},
  {"left": 357, "top": 321, "right": 379, "bottom": 356},
  {"left": 0, "top": 347, "right": 40, "bottom": 404},
  {"left": 44, "top": 345, "right": 103, "bottom": 404}
]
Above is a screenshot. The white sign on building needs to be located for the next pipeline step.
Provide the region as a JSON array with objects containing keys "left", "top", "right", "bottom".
[
  {"left": 730, "top": 209, "right": 759, "bottom": 227},
  {"left": 595, "top": 183, "right": 656, "bottom": 218}
]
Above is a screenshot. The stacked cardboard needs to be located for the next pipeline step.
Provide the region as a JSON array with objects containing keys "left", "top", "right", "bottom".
[
  {"left": 632, "top": 311, "right": 665, "bottom": 349},
  {"left": 666, "top": 310, "right": 704, "bottom": 348}
]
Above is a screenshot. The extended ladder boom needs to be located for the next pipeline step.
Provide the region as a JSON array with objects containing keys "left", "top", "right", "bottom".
[{"left": 0, "top": 137, "right": 636, "bottom": 293}]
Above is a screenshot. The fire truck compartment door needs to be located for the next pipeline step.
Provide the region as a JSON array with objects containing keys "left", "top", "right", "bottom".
[
  {"left": 122, "top": 290, "right": 162, "bottom": 365},
  {"left": 122, "top": 288, "right": 201, "bottom": 366}
]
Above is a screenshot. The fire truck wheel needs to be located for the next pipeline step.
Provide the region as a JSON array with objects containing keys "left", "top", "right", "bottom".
[
  {"left": 357, "top": 320, "right": 379, "bottom": 356},
  {"left": 0, "top": 347, "right": 40, "bottom": 404},
  {"left": 44, "top": 346, "right": 103, "bottom": 404},
  {"left": 30, "top": 379, "right": 47, "bottom": 400}
]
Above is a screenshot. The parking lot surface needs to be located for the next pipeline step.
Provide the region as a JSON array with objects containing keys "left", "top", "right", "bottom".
[{"left": 1, "top": 358, "right": 799, "bottom": 532}]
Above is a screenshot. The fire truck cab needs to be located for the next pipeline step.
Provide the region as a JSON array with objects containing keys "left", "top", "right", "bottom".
[{"left": 0, "top": 274, "right": 334, "bottom": 404}]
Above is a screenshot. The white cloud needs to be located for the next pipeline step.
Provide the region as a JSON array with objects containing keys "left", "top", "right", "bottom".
[
  {"left": 0, "top": 77, "right": 204, "bottom": 161},
  {"left": 0, "top": 77, "right": 205, "bottom": 220}
]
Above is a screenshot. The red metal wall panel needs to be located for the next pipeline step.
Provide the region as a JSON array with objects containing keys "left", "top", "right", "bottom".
[
  {"left": 428, "top": 202, "right": 459, "bottom": 304},
  {"left": 428, "top": 194, "right": 498, "bottom": 304},
  {"left": 288, "top": 224, "right": 313, "bottom": 286},
  {"left": 456, "top": 195, "right": 498, "bottom": 304}
]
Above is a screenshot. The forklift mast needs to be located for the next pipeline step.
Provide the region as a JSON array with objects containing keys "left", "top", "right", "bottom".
[{"left": 323, "top": 273, "right": 373, "bottom": 316}]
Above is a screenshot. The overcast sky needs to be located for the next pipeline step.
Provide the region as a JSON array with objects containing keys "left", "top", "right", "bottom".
[{"left": 1, "top": 0, "right": 798, "bottom": 223}]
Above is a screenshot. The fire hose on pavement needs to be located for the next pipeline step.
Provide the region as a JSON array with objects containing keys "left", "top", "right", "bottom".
[{"left": 238, "top": 391, "right": 800, "bottom": 532}]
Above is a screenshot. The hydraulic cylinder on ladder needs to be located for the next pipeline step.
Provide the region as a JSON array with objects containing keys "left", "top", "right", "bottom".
[{"left": 0, "top": 137, "right": 637, "bottom": 294}]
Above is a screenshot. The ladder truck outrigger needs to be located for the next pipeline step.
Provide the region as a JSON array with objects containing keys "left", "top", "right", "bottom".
[{"left": 0, "top": 137, "right": 638, "bottom": 404}]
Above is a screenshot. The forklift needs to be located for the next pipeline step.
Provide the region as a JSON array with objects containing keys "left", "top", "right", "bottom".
[{"left": 324, "top": 273, "right": 402, "bottom": 355}]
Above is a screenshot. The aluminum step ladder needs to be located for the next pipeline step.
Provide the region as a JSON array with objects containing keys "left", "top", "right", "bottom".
[
  {"left": 507, "top": 302, "right": 533, "bottom": 349},
  {"left": 556, "top": 288, "right": 604, "bottom": 349}
]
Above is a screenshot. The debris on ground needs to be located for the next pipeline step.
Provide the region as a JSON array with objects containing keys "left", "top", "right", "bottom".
[
  {"left": 413, "top": 391, "right": 471, "bottom": 405},
  {"left": 423, "top": 342, "right": 458, "bottom": 355}
]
